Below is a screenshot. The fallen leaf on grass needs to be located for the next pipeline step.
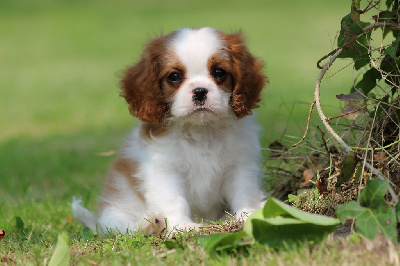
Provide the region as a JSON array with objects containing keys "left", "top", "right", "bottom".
[
  {"left": 199, "top": 198, "right": 340, "bottom": 257},
  {"left": 244, "top": 198, "right": 339, "bottom": 248},
  {"left": 49, "top": 232, "right": 70, "bottom": 266}
]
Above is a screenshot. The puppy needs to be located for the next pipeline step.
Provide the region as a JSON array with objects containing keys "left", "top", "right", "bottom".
[{"left": 72, "top": 27, "right": 267, "bottom": 235}]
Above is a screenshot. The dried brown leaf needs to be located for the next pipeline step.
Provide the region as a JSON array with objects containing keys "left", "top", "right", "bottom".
[
  {"left": 301, "top": 163, "right": 323, "bottom": 187},
  {"left": 336, "top": 91, "right": 364, "bottom": 101},
  {"left": 316, "top": 177, "right": 329, "bottom": 194},
  {"left": 336, "top": 91, "right": 367, "bottom": 120},
  {"left": 374, "top": 152, "right": 387, "bottom": 162},
  {"left": 0, "top": 230, "right": 5, "bottom": 241},
  {"left": 303, "top": 168, "right": 314, "bottom": 185}
]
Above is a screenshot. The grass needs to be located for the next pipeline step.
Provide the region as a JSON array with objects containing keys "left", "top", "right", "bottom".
[{"left": 2, "top": 0, "right": 399, "bottom": 264}]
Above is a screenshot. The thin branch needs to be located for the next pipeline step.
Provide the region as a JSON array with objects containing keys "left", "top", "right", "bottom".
[
  {"left": 352, "top": 0, "right": 381, "bottom": 14},
  {"left": 314, "top": 48, "right": 399, "bottom": 205},
  {"left": 363, "top": 22, "right": 400, "bottom": 32},
  {"left": 317, "top": 126, "right": 330, "bottom": 156},
  {"left": 315, "top": 49, "right": 351, "bottom": 151},
  {"left": 292, "top": 99, "right": 316, "bottom": 147},
  {"left": 351, "top": 139, "right": 400, "bottom": 151},
  {"left": 326, "top": 104, "right": 368, "bottom": 122}
]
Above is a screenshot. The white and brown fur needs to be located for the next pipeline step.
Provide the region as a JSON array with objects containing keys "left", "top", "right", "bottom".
[{"left": 72, "top": 27, "right": 268, "bottom": 234}]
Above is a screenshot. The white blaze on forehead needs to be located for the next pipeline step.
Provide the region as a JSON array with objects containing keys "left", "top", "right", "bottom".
[{"left": 172, "top": 28, "right": 224, "bottom": 76}]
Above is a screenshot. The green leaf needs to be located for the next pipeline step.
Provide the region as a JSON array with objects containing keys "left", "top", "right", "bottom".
[
  {"left": 384, "top": 37, "right": 400, "bottom": 58},
  {"left": 337, "top": 12, "right": 371, "bottom": 70},
  {"left": 336, "top": 201, "right": 366, "bottom": 223},
  {"left": 202, "top": 198, "right": 340, "bottom": 257},
  {"left": 385, "top": 0, "right": 398, "bottom": 10},
  {"left": 337, "top": 203, "right": 396, "bottom": 242},
  {"left": 251, "top": 217, "right": 336, "bottom": 248},
  {"left": 352, "top": 67, "right": 381, "bottom": 94},
  {"left": 49, "top": 232, "right": 70, "bottom": 266},
  {"left": 198, "top": 232, "right": 247, "bottom": 258},
  {"left": 336, "top": 179, "right": 397, "bottom": 243},
  {"left": 243, "top": 208, "right": 264, "bottom": 238},
  {"left": 244, "top": 198, "right": 339, "bottom": 248},
  {"left": 386, "top": 0, "right": 393, "bottom": 9},
  {"left": 262, "top": 198, "right": 339, "bottom": 226},
  {"left": 359, "top": 179, "right": 390, "bottom": 208},
  {"left": 385, "top": 46, "right": 397, "bottom": 58},
  {"left": 337, "top": 152, "right": 357, "bottom": 185},
  {"left": 374, "top": 10, "right": 398, "bottom": 23},
  {"left": 287, "top": 194, "right": 300, "bottom": 203}
]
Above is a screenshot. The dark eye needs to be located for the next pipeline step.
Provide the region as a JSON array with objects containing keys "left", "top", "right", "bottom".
[
  {"left": 167, "top": 72, "right": 182, "bottom": 83},
  {"left": 212, "top": 68, "right": 227, "bottom": 79}
]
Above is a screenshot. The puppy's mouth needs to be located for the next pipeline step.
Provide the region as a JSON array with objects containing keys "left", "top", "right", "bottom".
[{"left": 189, "top": 106, "right": 215, "bottom": 115}]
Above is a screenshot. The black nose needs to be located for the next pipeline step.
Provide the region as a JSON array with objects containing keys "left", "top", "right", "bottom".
[{"left": 192, "top": 88, "right": 208, "bottom": 105}]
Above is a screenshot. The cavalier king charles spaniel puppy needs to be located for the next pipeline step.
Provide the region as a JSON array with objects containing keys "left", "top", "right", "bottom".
[{"left": 72, "top": 27, "right": 267, "bottom": 235}]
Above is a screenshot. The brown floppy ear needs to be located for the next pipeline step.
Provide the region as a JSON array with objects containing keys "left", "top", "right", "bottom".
[
  {"left": 120, "top": 37, "right": 168, "bottom": 123},
  {"left": 223, "top": 31, "right": 267, "bottom": 118}
]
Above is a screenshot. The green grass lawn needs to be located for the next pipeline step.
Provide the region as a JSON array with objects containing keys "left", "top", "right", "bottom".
[{"left": 2, "top": 0, "right": 396, "bottom": 264}]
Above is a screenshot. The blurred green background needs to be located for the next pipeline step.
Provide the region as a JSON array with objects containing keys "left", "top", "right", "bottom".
[{"left": 0, "top": 0, "right": 353, "bottom": 208}]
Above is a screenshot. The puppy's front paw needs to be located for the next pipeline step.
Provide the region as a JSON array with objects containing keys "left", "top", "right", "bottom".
[
  {"left": 235, "top": 209, "right": 256, "bottom": 221},
  {"left": 235, "top": 201, "right": 266, "bottom": 221},
  {"left": 140, "top": 214, "right": 166, "bottom": 236}
]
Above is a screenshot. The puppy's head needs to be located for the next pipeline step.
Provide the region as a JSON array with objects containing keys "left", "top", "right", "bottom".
[{"left": 120, "top": 27, "right": 267, "bottom": 123}]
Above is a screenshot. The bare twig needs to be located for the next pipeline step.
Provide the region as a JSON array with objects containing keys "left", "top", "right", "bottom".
[
  {"left": 292, "top": 99, "right": 316, "bottom": 147},
  {"left": 317, "top": 126, "right": 330, "bottom": 156},
  {"left": 351, "top": 139, "right": 400, "bottom": 151},
  {"left": 363, "top": 22, "right": 400, "bottom": 32},
  {"left": 326, "top": 104, "right": 369, "bottom": 121},
  {"left": 352, "top": 0, "right": 381, "bottom": 14},
  {"left": 314, "top": 48, "right": 399, "bottom": 204}
]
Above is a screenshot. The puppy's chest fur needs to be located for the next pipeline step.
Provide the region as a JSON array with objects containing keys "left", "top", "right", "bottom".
[
  {"left": 144, "top": 122, "right": 238, "bottom": 219},
  {"left": 177, "top": 127, "right": 229, "bottom": 218}
]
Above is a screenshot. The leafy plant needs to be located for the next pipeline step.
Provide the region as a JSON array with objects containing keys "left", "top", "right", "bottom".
[
  {"left": 336, "top": 179, "right": 397, "bottom": 242},
  {"left": 329, "top": 0, "right": 400, "bottom": 243},
  {"left": 287, "top": 0, "right": 400, "bottom": 242}
]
